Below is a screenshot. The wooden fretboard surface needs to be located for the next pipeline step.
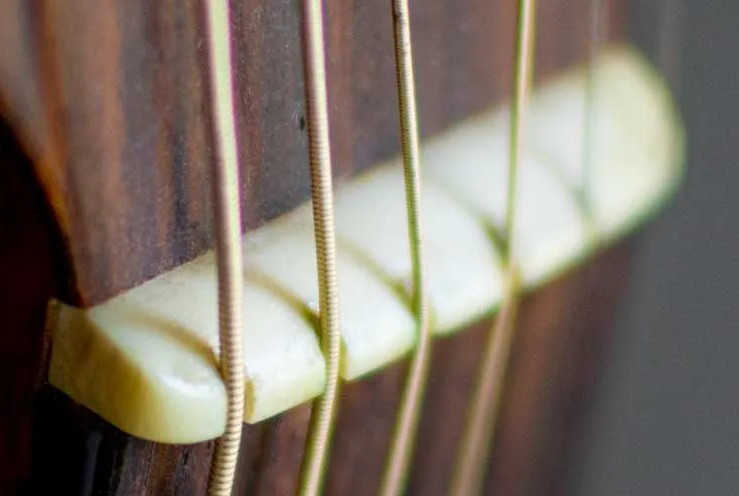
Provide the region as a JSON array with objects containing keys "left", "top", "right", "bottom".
[
  {"left": 29, "top": 243, "right": 632, "bottom": 495},
  {"left": 0, "top": 0, "right": 621, "bottom": 305},
  {"left": 0, "top": 0, "right": 627, "bottom": 493}
]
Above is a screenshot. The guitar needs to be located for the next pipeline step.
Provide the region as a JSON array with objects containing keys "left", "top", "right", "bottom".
[{"left": 0, "top": 0, "right": 683, "bottom": 495}]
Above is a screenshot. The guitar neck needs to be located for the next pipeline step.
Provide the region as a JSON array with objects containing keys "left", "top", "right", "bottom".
[
  {"left": 0, "top": 2, "right": 685, "bottom": 495},
  {"left": 0, "top": 0, "right": 623, "bottom": 305},
  {"left": 47, "top": 45, "right": 683, "bottom": 443}
]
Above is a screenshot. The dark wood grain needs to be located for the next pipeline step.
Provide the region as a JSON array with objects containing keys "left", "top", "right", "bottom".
[
  {"left": 0, "top": 0, "right": 622, "bottom": 305},
  {"left": 0, "top": 0, "right": 631, "bottom": 494},
  {"left": 26, "top": 242, "right": 633, "bottom": 496},
  {"left": 0, "top": 120, "right": 67, "bottom": 494}
]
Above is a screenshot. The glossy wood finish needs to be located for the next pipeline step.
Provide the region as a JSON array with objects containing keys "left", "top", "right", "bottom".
[
  {"left": 29, "top": 243, "right": 633, "bottom": 496},
  {"left": 0, "top": 0, "right": 622, "bottom": 304},
  {"left": 0, "top": 0, "right": 627, "bottom": 494}
]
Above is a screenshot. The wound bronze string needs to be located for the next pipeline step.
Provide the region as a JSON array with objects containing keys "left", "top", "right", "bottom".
[
  {"left": 297, "top": 0, "right": 343, "bottom": 495},
  {"left": 203, "top": 1, "right": 246, "bottom": 495},
  {"left": 449, "top": 1, "right": 537, "bottom": 494},
  {"left": 380, "top": 0, "right": 431, "bottom": 494}
]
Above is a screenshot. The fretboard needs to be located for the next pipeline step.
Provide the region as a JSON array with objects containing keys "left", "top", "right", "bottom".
[{"left": 47, "top": 45, "right": 683, "bottom": 444}]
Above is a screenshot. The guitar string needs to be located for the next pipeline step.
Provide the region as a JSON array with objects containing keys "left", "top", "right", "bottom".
[
  {"left": 657, "top": 0, "right": 685, "bottom": 101},
  {"left": 580, "top": 0, "right": 605, "bottom": 251},
  {"left": 379, "top": 0, "right": 431, "bottom": 495},
  {"left": 448, "top": 1, "right": 537, "bottom": 495},
  {"left": 203, "top": 1, "right": 245, "bottom": 495},
  {"left": 583, "top": 0, "right": 603, "bottom": 235},
  {"left": 297, "top": 0, "right": 342, "bottom": 495}
]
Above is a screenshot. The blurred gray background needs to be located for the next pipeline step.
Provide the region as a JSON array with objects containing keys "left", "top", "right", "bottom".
[{"left": 570, "top": 1, "right": 739, "bottom": 494}]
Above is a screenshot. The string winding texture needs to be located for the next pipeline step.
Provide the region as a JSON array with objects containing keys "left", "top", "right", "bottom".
[
  {"left": 203, "top": 1, "right": 245, "bottom": 495},
  {"left": 449, "top": 1, "right": 537, "bottom": 494},
  {"left": 380, "top": 0, "right": 431, "bottom": 494},
  {"left": 297, "top": 0, "right": 342, "bottom": 495}
]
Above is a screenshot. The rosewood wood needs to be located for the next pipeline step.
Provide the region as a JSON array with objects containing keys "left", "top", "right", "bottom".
[
  {"left": 0, "top": 120, "right": 68, "bottom": 494},
  {"left": 0, "top": 0, "right": 622, "bottom": 303},
  {"left": 27, "top": 242, "right": 633, "bottom": 496},
  {"left": 0, "top": 0, "right": 629, "bottom": 494}
]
